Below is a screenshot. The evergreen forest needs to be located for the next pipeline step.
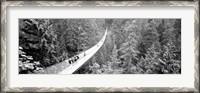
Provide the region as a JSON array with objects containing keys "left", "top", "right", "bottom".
[{"left": 19, "top": 19, "right": 181, "bottom": 74}]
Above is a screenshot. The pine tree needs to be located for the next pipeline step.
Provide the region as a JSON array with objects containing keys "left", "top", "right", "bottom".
[
  {"left": 19, "top": 19, "right": 57, "bottom": 73},
  {"left": 173, "top": 19, "right": 181, "bottom": 60},
  {"left": 142, "top": 19, "right": 160, "bottom": 51},
  {"left": 116, "top": 20, "right": 142, "bottom": 74}
]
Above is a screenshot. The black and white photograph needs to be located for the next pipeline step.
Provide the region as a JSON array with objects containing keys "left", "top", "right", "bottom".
[
  {"left": 2, "top": 1, "right": 198, "bottom": 92},
  {"left": 19, "top": 19, "right": 181, "bottom": 74}
]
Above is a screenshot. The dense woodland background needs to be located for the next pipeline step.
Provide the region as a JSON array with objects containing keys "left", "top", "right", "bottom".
[{"left": 19, "top": 19, "right": 181, "bottom": 74}]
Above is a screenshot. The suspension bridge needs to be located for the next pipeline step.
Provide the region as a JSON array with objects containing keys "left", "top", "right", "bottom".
[{"left": 37, "top": 29, "right": 108, "bottom": 74}]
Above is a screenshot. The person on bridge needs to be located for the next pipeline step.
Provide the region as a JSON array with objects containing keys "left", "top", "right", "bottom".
[
  {"left": 68, "top": 58, "right": 72, "bottom": 64},
  {"left": 71, "top": 57, "right": 75, "bottom": 63},
  {"left": 74, "top": 56, "right": 77, "bottom": 62},
  {"left": 77, "top": 56, "right": 79, "bottom": 59},
  {"left": 74, "top": 56, "right": 79, "bottom": 62}
]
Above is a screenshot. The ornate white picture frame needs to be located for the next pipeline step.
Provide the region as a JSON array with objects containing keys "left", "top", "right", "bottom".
[{"left": 1, "top": 0, "right": 199, "bottom": 92}]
